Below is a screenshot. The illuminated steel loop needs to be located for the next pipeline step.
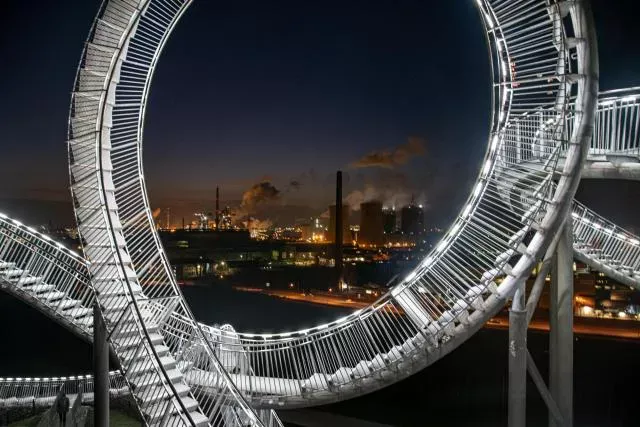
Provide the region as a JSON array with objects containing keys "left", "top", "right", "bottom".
[{"left": 61, "top": 0, "right": 602, "bottom": 417}]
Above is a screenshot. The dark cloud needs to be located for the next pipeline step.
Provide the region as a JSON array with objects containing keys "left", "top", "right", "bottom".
[{"left": 351, "top": 137, "right": 427, "bottom": 169}]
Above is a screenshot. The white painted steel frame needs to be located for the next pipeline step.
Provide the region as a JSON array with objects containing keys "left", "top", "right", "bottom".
[
  {"left": 67, "top": 0, "right": 263, "bottom": 425},
  {"left": 63, "top": 0, "right": 599, "bottom": 413},
  {"left": 0, "top": 213, "right": 95, "bottom": 338}
]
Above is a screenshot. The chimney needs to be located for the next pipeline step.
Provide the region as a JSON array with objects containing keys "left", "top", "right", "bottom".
[
  {"left": 335, "top": 171, "right": 344, "bottom": 289},
  {"left": 215, "top": 186, "right": 220, "bottom": 230}
]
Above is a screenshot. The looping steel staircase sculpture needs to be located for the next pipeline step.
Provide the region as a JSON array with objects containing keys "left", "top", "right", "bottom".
[
  {"left": 66, "top": 0, "right": 601, "bottom": 411},
  {"left": 3, "top": 0, "right": 631, "bottom": 425}
]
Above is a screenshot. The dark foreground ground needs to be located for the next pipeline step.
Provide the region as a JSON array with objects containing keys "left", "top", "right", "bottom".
[{"left": 0, "top": 287, "right": 638, "bottom": 427}]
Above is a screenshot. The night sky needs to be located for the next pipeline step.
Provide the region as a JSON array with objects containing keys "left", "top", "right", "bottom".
[{"left": 0, "top": 0, "right": 638, "bottom": 228}]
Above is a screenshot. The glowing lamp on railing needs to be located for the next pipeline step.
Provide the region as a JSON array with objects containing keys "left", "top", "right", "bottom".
[
  {"left": 462, "top": 204, "right": 473, "bottom": 219},
  {"left": 491, "top": 135, "right": 499, "bottom": 152},
  {"left": 422, "top": 257, "right": 433, "bottom": 268},
  {"left": 474, "top": 183, "right": 483, "bottom": 197},
  {"left": 405, "top": 271, "right": 417, "bottom": 283}
]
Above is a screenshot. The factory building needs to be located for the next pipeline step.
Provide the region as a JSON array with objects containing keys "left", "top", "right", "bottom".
[
  {"left": 382, "top": 208, "right": 397, "bottom": 234},
  {"left": 401, "top": 203, "right": 425, "bottom": 235},
  {"left": 359, "top": 201, "right": 384, "bottom": 247}
]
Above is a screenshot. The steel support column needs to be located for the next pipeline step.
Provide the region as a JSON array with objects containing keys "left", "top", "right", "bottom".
[
  {"left": 549, "top": 220, "right": 573, "bottom": 427},
  {"left": 508, "top": 282, "right": 527, "bottom": 427},
  {"left": 93, "top": 303, "right": 109, "bottom": 427}
]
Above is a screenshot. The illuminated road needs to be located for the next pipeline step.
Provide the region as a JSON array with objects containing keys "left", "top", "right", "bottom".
[
  {"left": 236, "top": 287, "right": 640, "bottom": 340},
  {"left": 234, "top": 287, "right": 373, "bottom": 309},
  {"left": 487, "top": 313, "right": 640, "bottom": 340}
]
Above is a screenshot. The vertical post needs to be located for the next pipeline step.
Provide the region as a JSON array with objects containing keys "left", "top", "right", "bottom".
[
  {"left": 93, "top": 303, "right": 109, "bottom": 427},
  {"left": 549, "top": 220, "right": 573, "bottom": 427},
  {"left": 335, "top": 171, "right": 344, "bottom": 289},
  {"left": 215, "top": 186, "right": 220, "bottom": 230},
  {"left": 508, "top": 280, "right": 527, "bottom": 427}
]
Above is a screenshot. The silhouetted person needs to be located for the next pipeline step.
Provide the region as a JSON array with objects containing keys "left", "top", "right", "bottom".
[{"left": 56, "top": 390, "right": 69, "bottom": 426}]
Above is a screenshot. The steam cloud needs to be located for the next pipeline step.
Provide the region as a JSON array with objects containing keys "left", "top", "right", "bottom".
[
  {"left": 240, "top": 181, "right": 280, "bottom": 210},
  {"left": 344, "top": 186, "right": 424, "bottom": 211},
  {"left": 244, "top": 217, "right": 273, "bottom": 231},
  {"left": 234, "top": 181, "right": 281, "bottom": 227},
  {"left": 351, "top": 136, "right": 426, "bottom": 169}
]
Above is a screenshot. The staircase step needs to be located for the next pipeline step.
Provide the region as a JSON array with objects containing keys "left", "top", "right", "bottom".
[
  {"left": 138, "top": 382, "right": 190, "bottom": 406},
  {"left": 68, "top": 307, "right": 93, "bottom": 318},
  {"left": 76, "top": 315, "right": 95, "bottom": 327},
  {"left": 117, "top": 322, "right": 159, "bottom": 339},
  {"left": 12, "top": 276, "right": 41, "bottom": 286},
  {"left": 2, "top": 269, "right": 25, "bottom": 277},
  {"left": 185, "top": 410, "right": 209, "bottom": 427},
  {"left": 121, "top": 344, "right": 170, "bottom": 362},
  {"left": 101, "top": 296, "right": 131, "bottom": 311},
  {"left": 129, "top": 368, "right": 184, "bottom": 390},
  {"left": 28, "top": 284, "right": 56, "bottom": 294},
  {"left": 56, "top": 299, "right": 79, "bottom": 311},
  {"left": 115, "top": 332, "right": 165, "bottom": 351},
  {"left": 128, "top": 355, "right": 177, "bottom": 377},
  {"left": 144, "top": 397, "right": 200, "bottom": 424},
  {"left": 41, "top": 291, "right": 66, "bottom": 301}
]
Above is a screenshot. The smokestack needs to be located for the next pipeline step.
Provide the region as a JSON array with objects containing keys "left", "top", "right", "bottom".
[
  {"left": 335, "top": 171, "right": 344, "bottom": 289},
  {"left": 182, "top": 217, "right": 185, "bottom": 230},
  {"left": 215, "top": 186, "right": 220, "bottom": 230}
]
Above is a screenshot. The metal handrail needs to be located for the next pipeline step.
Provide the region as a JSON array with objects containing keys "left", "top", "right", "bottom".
[{"left": 0, "top": 372, "right": 127, "bottom": 407}]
